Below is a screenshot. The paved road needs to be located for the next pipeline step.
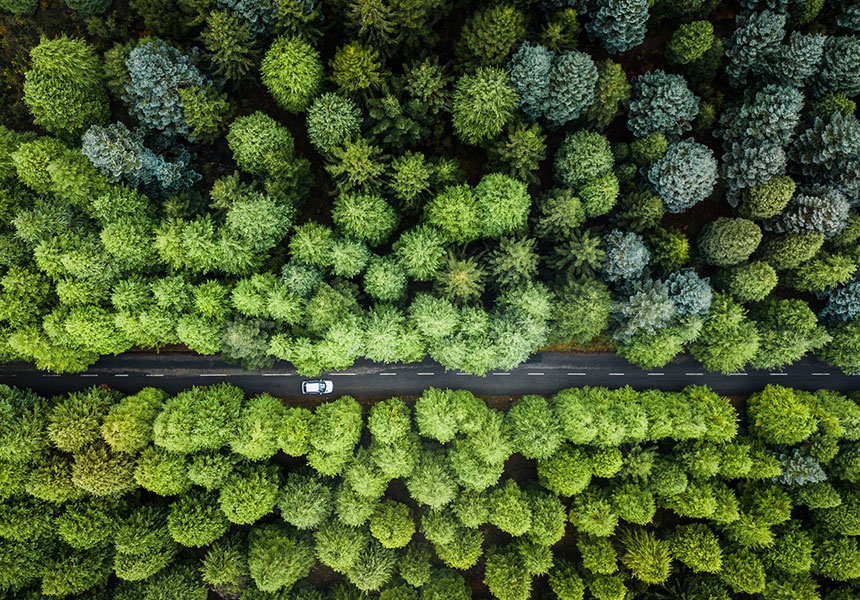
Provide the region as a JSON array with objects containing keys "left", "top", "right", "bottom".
[{"left": 0, "top": 353, "right": 856, "bottom": 397}]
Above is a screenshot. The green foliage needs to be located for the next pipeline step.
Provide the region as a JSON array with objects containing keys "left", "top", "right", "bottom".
[
  {"left": 326, "top": 137, "right": 388, "bottom": 193},
  {"left": 698, "top": 218, "right": 762, "bottom": 267},
  {"left": 332, "top": 192, "right": 398, "bottom": 246},
  {"left": 3, "top": 383, "right": 860, "bottom": 597},
  {"left": 260, "top": 35, "right": 323, "bottom": 112},
  {"left": 153, "top": 384, "right": 243, "bottom": 454},
  {"left": 747, "top": 386, "right": 817, "bottom": 445},
  {"left": 23, "top": 36, "right": 109, "bottom": 137},
  {"left": 554, "top": 130, "right": 613, "bottom": 189},
  {"left": 667, "top": 20, "right": 716, "bottom": 67},
  {"left": 331, "top": 43, "right": 386, "bottom": 97},
  {"left": 219, "top": 462, "right": 279, "bottom": 524},
  {"left": 583, "top": 59, "right": 630, "bottom": 131},
  {"left": 168, "top": 488, "right": 229, "bottom": 547},
  {"left": 370, "top": 500, "right": 415, "bottom": 548},
  {"left": 457, "top": 4, "right": 526, "bottom": 68},
  {"left": 689, "top": 293, "right": 760, "bottom": 373},
  {"left": 451, "top": 68, "right": 518, "bottom": 145},
  {"left": 715, "top": 261, "right": 778, "bottom": 303},
  {"left": 306, "top": 93, "right": 362, "bottom": 155}
]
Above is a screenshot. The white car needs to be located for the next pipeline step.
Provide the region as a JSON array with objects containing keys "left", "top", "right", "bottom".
[{"left": 301, "top": 379, "right": 334, "bottom": 395}]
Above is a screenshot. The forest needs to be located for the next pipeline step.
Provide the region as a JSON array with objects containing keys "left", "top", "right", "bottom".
[
  {"left": 0, "top": 0, "right": 857, "bottom": 375},
  {"left": 1, "top": 383, "right": 859, "bottom": 599}
]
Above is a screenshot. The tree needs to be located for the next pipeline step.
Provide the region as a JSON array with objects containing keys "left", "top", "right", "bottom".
[
  {"left": 506, "top": 395, "right": 563, "bottom": 460},
  {"left": 489, "top": 480, "right": 532, "bottom": 536},
  {"left": 134, "top": 445, "right": 191, "bottom": 496},
  {"left": 167, "top": 488, "right": 229, "bottom": 547},
  {"left": 346, "top": 539, "right": 398, "bottom": 592},
  {"left": 201, "top": 534, "right": 249, "bottom": 598},
  {"left": 23, "top": 36, "right": 109, "bottom": 137},
  {"left": 451, "top": 68, "right": 518, "bottom": 145},
  {"left": 758, "top": 232, "right": 824, "bottom": 271},
  {"left": 260, "top": 35, "right": 323, "bottom": 112},
  {"left": 602, "top": 230, "right": 649, "bottom": 283},
  {"left": 647, "top": 140, "right": 717, "bottom": 213},
  {"left": 370, "top": 500, "right": 415, "bottom": 548},
  {"left": 230, "top": 393, "right": 283, "bottom": 461},
  {"left": 554, "top": 130, "right": 613, "bottom": 188},
  {"left": 474, "top": 173, "right": 531, "bottom": 238},
  {"left": 620, "top": 529, "right": 672, "bottom": 584},
  {"left": 484, "top": 546, "right": 533, "bottom": 600},
  {"left": 714, "top": 261, "right": 777, "bottom": 303},
  {"left": 153, "top": 383, "right": 243, "bottom": 454},
  {"left": 47, "top": 387, "right": 116, "bottom": 454},
  {"left": 434, "top": 254, "right": 485, "bottom": 303},
  {"left": 123, "top": 40, "right": 208, "bottom": 137},
  {"left": 456, "top": 3, "right": 526, "bottom": 68},
  {"left": 697, "top": 218, "right": 762, "bottom": 267},
  {"left": 586, "top": 0, "right": 649, "bottom": 54},
  {"left": 330, "top": 43, "right": 386, "bottom": 97},
  {"left": 82, "top": 123, "right": 201, "bottom": 198},
  {"left": 248, "top": 523, "right": 315, "bottom": 591},
  {"left": 488, "top": 123, "right": 547, "bottom": 184},
  {"left": 219, "top": 462, "right": 279, "bottom": 524},
  {"left": 819, "top": 35, "right": 860, "bottom": 97},
  {"left": 364, "top": 256, "right": 408, "bottom": 301},
  {"left": 738, "top": 175, "right": 795, "bottom": 219},
  {"left": 226, "top": 112, "right": 310, "bottom": 202},
  {"left": 278, "top": 469, "right": 332, "bottom": 529},
  {"left": 306, "top": 93, "right": 362, "bottom": 155},
  {"left": 393, "top": 225, "right": 446, "bottom": 281},
  {"left": 507, "top": 42, "right": 552, "bottom": 121},
  {"left": 200, "top": 10, "right": 257, "bottom": 84},
  {"left": 749, "top": 298, "right": 830, "bottom": 370},
  {"left": 746, "top": 385, "right": 817, "bottom": 444},
  {"left": 424, "top": 185, "right": 481, "bottom": 245},
  {"left": 583, "top": 59, "right": 630, "bottom": 131},
  {"left": 332, "top": 192, "right": 398, "bottom": 246},
  {"left": 487, "top": 237, "right": 538, "bottom": 289},
  {"left": 627, "top": 70, "right": 699, "bottom": 138},
  {"left": 406, "top": 446, "right": 457, "bottom": 509},
  {"left": 668, "top": 21, "right": 716, "bottom": 65},
  {"left": 689, "top": 293, "right": 760, "bottom": 373},
  {"left": 325, "top": 137, "right": 388, "bottom": 193}
]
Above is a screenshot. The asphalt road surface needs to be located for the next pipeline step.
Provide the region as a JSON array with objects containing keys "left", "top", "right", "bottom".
[{"left": 0, "top": 352, "right": 857, "bottom": 398}]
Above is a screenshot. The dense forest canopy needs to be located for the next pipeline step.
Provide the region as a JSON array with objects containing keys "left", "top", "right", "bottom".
[
  {"left": 0, "top": 0, "right": 858, "bottom": 376},
  {"left": 1, "top": 382, "right": 860, "bottom": 599}
]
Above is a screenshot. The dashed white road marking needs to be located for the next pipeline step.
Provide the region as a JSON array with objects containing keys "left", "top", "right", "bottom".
[
  {"left": 769, "top": 373, "right": 787, "bottom": 376},
  {"left": 417, "top": 372, "right": 434, "bottom": 376},
  {"left": 145, "top": 373, "right": 163, "bottom": 377},
  {"left": 261, "top": 373, "right": 291, "bottom": 377},
  {"left": 812, "top": 372, "right": 831, "bottom": 376},
  {"left": 686, "top": 372, "right": 703, "bottom": 376},
  {"left": 379, "top": 373, "right": 397, "bottom": 376},
  {"left": 647, "top": 373, "right": 664, "bottom": 376},
  {"left": 455, "top": 372, "right": 471, "bottom": 376},
  {"left": 492, "top": 372, "right": 511, "bottom": 376},
  {"left": 115, "top": 374, "right": 129, "bottom": 377},
  {"left": 567, "top": 372, "right": 586, "bottom": 376},
  {"left": 81, "top": 374, "right": 98, "bottom": 377},
  {"left": 199, "top": 373, "right": 227, "bottom": 377},
  {"left": 727, "top": 373, "right": 747, "bottom": 376},
  {"left": 527, "top": 372, "right": 544, "bottom": 376},
  {"left": 608, "top": 372, "right": 624, "bottom": 376},
  {"left": 329, "top": 373, "right": 357, "bottom": 376}
]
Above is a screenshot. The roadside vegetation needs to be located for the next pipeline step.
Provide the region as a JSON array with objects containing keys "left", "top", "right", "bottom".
[
  {"left": 0, "top": 0, "right": 858, "bottom": 375},
  {"left": 1, "top": 383, "right": 859, "bottom": 599}
]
